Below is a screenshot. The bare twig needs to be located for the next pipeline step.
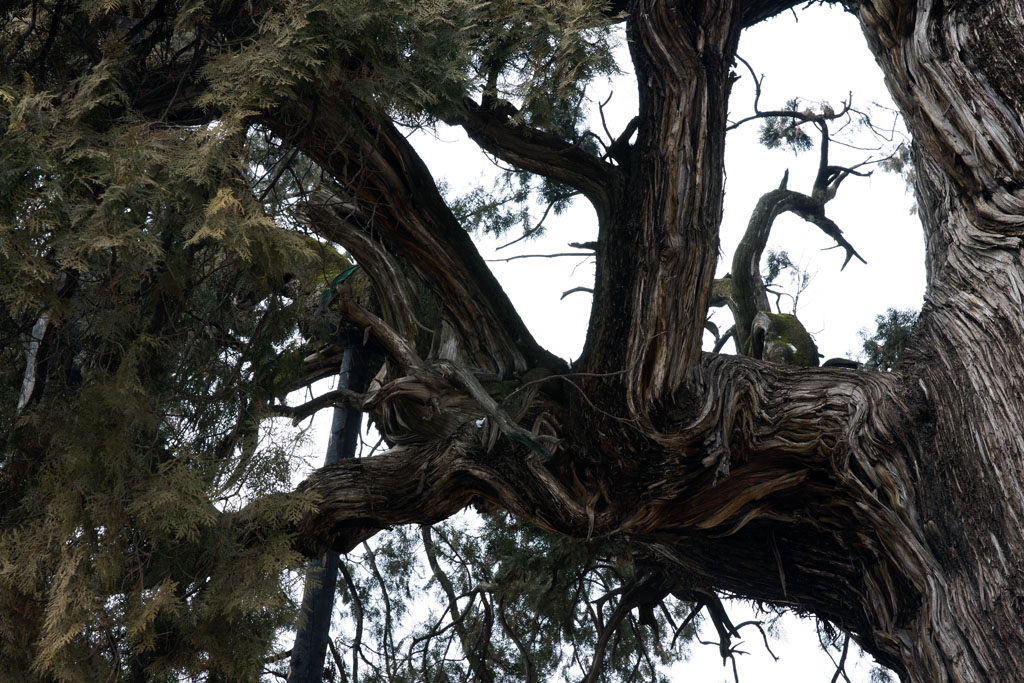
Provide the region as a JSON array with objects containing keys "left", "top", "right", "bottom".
[
  {"left": 733, "top": 620, "right": 779, "bottom": 661},
  {"left": 487, "top": 251, "right": 595, "bottom": 263},
  {"left": 735, "top": 54, "right": 764, "bottom": 114},
  {"left": 420, "top": 526, "right": 495, "bottom": 683},
  {"left": 496, "top": 595, "right": 537, "bottom": 682},
  {"left": 712, "top": 325, "right": 736, "bottom": 354},
  {"left": 327, "top": 638, "right": 350, "bottom": 683},
  {"left": 598, "top": 91, "right": 615, "bottom": 141},
  {"left": 337, "top": 563, "right": 363, "bottom": 683},
  {"left": 561, "top": 286, "right": 594, "bottom": 299},
  {"left": 361, "top": 542, "right": 397, "bottom": 679},
  {"left": 495, "top": 192, "right": 578, "bottom": 251},
  {"left": 828, "top": 633, "right": 853, "bottom": 683}
]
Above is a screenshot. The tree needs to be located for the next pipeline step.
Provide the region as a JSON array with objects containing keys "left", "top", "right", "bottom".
[
  {"left": 1, "top": 1, "right": 1022, "bottom": 682},
  {"left": 859, "top": 309, "right": 918, "bottom": 372}
]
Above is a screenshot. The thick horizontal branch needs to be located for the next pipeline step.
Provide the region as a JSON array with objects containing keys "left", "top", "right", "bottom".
[
  {"left": 292, "top": 424, "right": 590, "bottom": 556},
  {"left": 727, "top": 98, "right": 852, "bottom": 132},
  {"left": 270, "top": 388, "right": 365, "bottom": 423},
  {"left": 288, "top": 350, "right": 925, "bottom": 654},
  {"left": 623, "top": 354, "right": 928, "bottom": 669}
]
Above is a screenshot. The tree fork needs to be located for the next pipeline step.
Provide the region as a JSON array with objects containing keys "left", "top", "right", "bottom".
[
  {"left": 285, "top": 3, "right": 1024, "bottom": 681},
  {"left": 78, "top": 0, "right": 1024, "bottom": 679},
  {"left": 292, "top": 347, "right": 931, "bottom": 670}
]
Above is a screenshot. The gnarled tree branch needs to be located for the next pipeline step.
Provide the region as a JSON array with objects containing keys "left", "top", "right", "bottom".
[
  {"left": 448, "top": 97, "right": 621, "bottom": 224},
  {"left": 266, "top": 96, "right": 566, "bottom": 378},
  {"left": 287, "top": 347, "right": 924, "bottom": 678}
]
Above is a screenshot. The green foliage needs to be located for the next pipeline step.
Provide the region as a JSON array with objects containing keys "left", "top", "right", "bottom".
[
  {"left": 878, "top": 142, "right": 911, "bottom": 176},
  {"left": 758, "top": 99, "right": 814, "bottom": 153},
  {"left": 764, "top": 249, "right": 796, "bottom": 287},
  {"left": 445, "top": 181, "right": 532, "bottom": 237},
  {"left": 288, "top": 513, "right": 699, "bottom": 682},
  {"left": 878, "top": 141, "right": 916, "bottom": 203},
  {"left": 446, "top": 171, "right": 578, "bottom": 240},
  {"left": 197, "top": 0, "right": 618, "bottom": 128},
  {"left": 195, "top": 0, "right": 616, "bottom": 242},
  {"left": 859, "top": 308, "right": 918, "bottom": 371},
  {"left": 763, "top": 249, "right": 812, "bottom": 317},
  {"left": 870, "top": 666, "right": 897, "bottom": 683},
  {"left": 464, "top": 1, "right": 621, "bottom": 132},
  {"left": 477, "top": 513, "right": 693, "bottom": 681},
  {"left": 0, "top": 37, "right": 334, "bottom": 679}
]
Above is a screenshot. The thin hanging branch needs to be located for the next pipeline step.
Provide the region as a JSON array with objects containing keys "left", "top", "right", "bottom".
[{"left": 487, "top": 251, "right": 595, "bottom": 263}]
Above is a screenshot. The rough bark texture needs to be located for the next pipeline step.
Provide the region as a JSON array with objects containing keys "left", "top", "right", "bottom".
[
  {"left": 855, "top": 2, "right": 1024, "bottom": 678},
  {"left": 581, "top": 1, "right": 742, "bottom": 415},
  {"left": 276, "top": 2, "right": 1024, "bottom": 682}
]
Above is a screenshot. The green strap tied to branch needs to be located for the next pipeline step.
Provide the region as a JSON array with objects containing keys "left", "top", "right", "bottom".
[{"left": 318, "top": 264, "right": 361, "bottom": 314}]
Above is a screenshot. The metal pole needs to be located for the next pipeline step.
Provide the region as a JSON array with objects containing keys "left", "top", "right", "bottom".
[{"left": 287, "top": 340, "right": 368, "bottom": 683}]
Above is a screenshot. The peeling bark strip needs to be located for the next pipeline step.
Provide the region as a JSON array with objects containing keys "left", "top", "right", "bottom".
[{"left": 279, "top": 2, "right": 1024, "bottom": 682}]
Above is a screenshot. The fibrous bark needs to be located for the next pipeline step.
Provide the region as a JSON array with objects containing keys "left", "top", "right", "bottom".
[
  {"left": 8, "top": 0, "right": 1014, "bottom": 679},
  {"left": 853, "top": 2, "right": 1024, "bottom": 678},
  {"left": 268, "top": 2, "right": 1024, "bottom": 682}
]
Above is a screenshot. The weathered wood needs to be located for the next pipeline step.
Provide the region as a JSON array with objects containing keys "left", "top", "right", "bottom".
[{"left": 280, "top": 2, "right": 1024, "bottom": 681}]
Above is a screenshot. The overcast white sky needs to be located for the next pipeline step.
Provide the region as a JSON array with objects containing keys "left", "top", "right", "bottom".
[
  {"left": 412, "top": 4, "right": 924, "bottom": 367},
  {"left": 403, "top": 4, "right": 920, "bottom": 681}
]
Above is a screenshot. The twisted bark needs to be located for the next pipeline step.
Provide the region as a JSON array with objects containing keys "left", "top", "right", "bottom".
[
  {"left": 265, "top": 100, "right": 565, "bottom": 379},
  {"left": 278, "top": 2, "right": 1024, "bottom": 681},
  {"left": 580, "top": 1, "right": 744, "bottom": 417}
]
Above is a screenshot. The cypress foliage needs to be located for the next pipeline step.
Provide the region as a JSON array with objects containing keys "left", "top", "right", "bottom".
[{"left": 0, "top": 12, "right": 326, "bottom": 677}]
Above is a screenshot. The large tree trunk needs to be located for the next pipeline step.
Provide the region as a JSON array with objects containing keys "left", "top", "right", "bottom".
[
  {"left": 19, "top": 0, "right": 1024, "bottom": 679},
  {"left": 852, "top": 1, "right": 1024, "bottom": 679},
  {"left": 283, "top": 2, "right": 1024, "bottom": 682}
]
